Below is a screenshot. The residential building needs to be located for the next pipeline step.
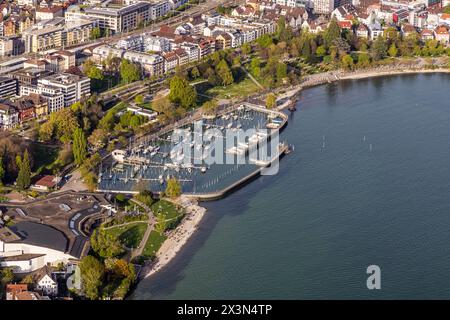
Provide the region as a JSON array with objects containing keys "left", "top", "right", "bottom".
[
  {"left": 434, "top": 25, "right": 449, "bottom": 44},
  {"left": 162, "top": 51, "right": 178, "bottom": 72},
  {"left": 0, "top": 102, "right": 18, "bottom": 129},
  {"left": 37, "top": 73, "right": 90, "bottom": 107},
  {"left": 35, "top": 266, "right": 58, "bottom": 296},
  {"left": 6, "top": 284, "right": 28, "bottom": 300},
  {"left": 123, "top": 51, "right": 165, "bottom": 76},
  {"left": 10, "top": 68, "right": 54, "bottom": 86},
  {"left": 35, "top": 6, "right": 64, "bottom": 20},
  {"left": 0, "top": 77, "right": 18, "bottom": 99},
  {"left": 312, "top": 0, "right": 334, "bottom": 14}
]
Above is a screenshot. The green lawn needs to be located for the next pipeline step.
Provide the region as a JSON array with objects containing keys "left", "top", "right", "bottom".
[
  {"left": 142, "top": 230, "right": 167, "bottom": 259},
  {"left": 103, "top": 222, "right": 148, "bottom": 248},
  {"left": 151, "top": 200, "right": 183, "bottom": 221},
  {"left": 201, "top": 78, "right": 261, "bottom": 99}
]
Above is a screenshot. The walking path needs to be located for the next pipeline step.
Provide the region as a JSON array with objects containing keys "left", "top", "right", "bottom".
[{"left": 240, "top": 66, "right": 265, "bottom": 90}]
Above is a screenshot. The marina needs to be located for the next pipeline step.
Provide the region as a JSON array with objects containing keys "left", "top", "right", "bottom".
[{"left": 97, "top": 104, "right": 289, "bottom": 198}]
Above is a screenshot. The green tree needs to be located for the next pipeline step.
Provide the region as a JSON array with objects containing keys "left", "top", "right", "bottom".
[
  {"left": 90, "top": 27, "right": 101, "bottom": 40},
  {"left": 73, "top": 128, "right": 88, "bottom": 167},
  {"left": 341, "top": 54, "right": 354, "bottom": 70},
  {"left": 357, "top": 52, "right": 371, "bottom": 68},
  {"left": 276, "top": 63, "right": 287, "bottom": 83},
  {"left": 241, "top": 43, "right": 251, "bottom": 56},
  {"left": 155, "top": 212, "right": 167, "bottom": 235},
  {"left": 250, "top": 57, "right": 261, "bottom": 78},
  {"left": 90, "top": 229, "right": 124, "bottom": 259},
  {"left": 324, "top": 17, "right": 341, "bottom": 48},
  {"left": 265, "top": 93, "right": 276, "bottom": 109},
  {"left": 216, "top": 59, "right": 234, "bottom": 86},
  {"left": 316, "top": 45, "right": 326, "bottom": 58},
  {"left": 371, "top": 36, "right": 388, "bottom": 61},
  {"left": 134, "top": 94, "right": 144, "bottom": 105},
  {"left": 201, "top": 100, "right": 218, "bottom": 115},
  {"left": 165, "top": 177, "right": 181, "bottom": 198},
  {"left": 87, "top": 66, "right": 104, "bottom": 80},
  {"left": 190, "top": 66, "right": 200, "bottom": 79},
  {"left": 16, "top": 150, "right": 31, "bottom": 190},
  {"left": 120, "top": 59, "right": 140, "bottom": 84},
  {"left": 444, "top": 5, "right": 450, "bottom": 14},
  {"left": 388, "top": 43, "right": 398, "bottom": 57},
  {"left": 79, "top": 255, "right": 105, "bottom": 300},
  {"left": 168, "top": 76, "right": 197, "bottom": 109}
]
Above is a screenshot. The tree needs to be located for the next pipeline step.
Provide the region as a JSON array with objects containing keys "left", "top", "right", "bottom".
[
  {"left": 444, "top": 5, "right": 450, "bottom": 14},
  {"left": 20, "top": 274, "right": 34, "bottom": 285},
  {"left": 216, "top": 59, "right": 234, "bottom": 86},
  {"left": 16, "top": 150, "right": 31, "bottom": 190},
  {"left": 73, "top": 128, "right": 88, "bottom": 167},
  {"left": 357, "top": 52, "right": 371, "bottom": 68},
  {"left": 90, "top": 27, "right": 101, "bottom": 40},
  {"left": 202, "top": 100, "right": 218, "bottom": 115},
  {"left": 316, "top": 45, "right": 326, "bottom": 58},
  {"left": 165, "top": 177, "right": 181, "bottom": 198},
  {"left": 79, "top": 255, "right": 105, "bottom": 300},
  {"left": 266, "top": 93, "right": 276, "bottom": 109},
  {"left": 276, "top": 63, "right": 287, "bottom": 83},
  {"left": 155, "top": 212, "right": 167, "bottom": 235},
  {"left": 324, "top": 17, "right": 341, "bottom": 48},
  {"left": 190, "top": 66, "right": 200, "bottom": 79},
  {"left": 341, "top": 54, "right": 354, "bottom": 70},
  {"left": 120, "top": 59, "right": 140, "bottom": 84},
  {"left": 241, "top": 43, "right": 251, "bottom": 56},
  {"left": 276, "top": 15, "right": 286, "bottom": 41},
  {"left": 134, "top": 94, "right": 144, "bottom": 105},
  {"left": 0, "top": 156, "right": 5, "bottom": 185},
  {"left": 87, "top": 65, "right": 104, "bottom": 80},
  {"left": 250, "top": 57, "right": 261, "bottom": 78},
  {"left": 88, "top": 128, "right": 108, "bottom": 150},
  {"left": 90, "top": 229, "right": 124, "bottom": 259},
  {"left": 168, "top": 76, "right": 197, "bottom": 109},
  {"left": 388, "top": 43, "right": 398, "bottom": 57},
  {"left": 371, "top": 36, "right": 388, "bottom": 61}
]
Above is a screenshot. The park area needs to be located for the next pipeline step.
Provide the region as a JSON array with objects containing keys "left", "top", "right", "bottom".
[{"left": 102, "top": 222, "right": 148, "bottom": 249}]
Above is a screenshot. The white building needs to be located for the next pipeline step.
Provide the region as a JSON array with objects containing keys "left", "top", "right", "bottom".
[
  {"left": 0, "top": 222, "right": 79, "bottom": 273},
  {"left": 312, "top": 0, "right": 334, "bottom": 14},
  {"left": 37, "top": 73, "right": 90, "bottom": 107},
  {"left": 0, "top": 102, "right": 18, "bottom": 129}
]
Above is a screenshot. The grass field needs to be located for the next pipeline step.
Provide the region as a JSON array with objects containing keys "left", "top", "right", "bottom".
[
  {"left": 151, "top": 200, "right": 183, "bottom": 221},
  {"left": 142, "top": 231, "right": 167, "bottom": 259},
  {"left": 103, "top": 222, "right": 148, "bottom": 248},
  {"left": 205, "top": 78, "right": 261, "bottom": 99}
]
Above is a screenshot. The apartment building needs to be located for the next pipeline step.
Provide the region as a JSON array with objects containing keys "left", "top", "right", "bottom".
[
  {"left": 0, "top": 102, "right": 18, "bottom": 129},
  {"left": 66, "top": 2, "right": 153, "bottom": 33},
  {"left": 312, "top": 0, "right": 334, "bottom": 14},
  {"left": 0, "top": 77, "right": 18, "bottom": 99},
  {"left": 22, "top": 18, "right": 97, "bottom": 53},
  {"left": 37, "top": 73, "right": 91, "bottom": 107}
]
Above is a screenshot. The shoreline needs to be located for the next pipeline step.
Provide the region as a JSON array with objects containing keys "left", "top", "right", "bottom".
[
  {"left": 140, "top": 197, "right": 207, "bottom": 279},
  {"left": 136, "top": 65, "right": 450, "bottom": 281},
  {"left": 275, "top": 66, "right": 450, "bottom": 111}
]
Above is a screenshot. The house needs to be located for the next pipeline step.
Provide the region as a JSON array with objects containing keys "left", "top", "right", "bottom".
[
  {"left": 401, "top": 24, "right": 417, "bottom": 38},
  {"left": 10, "top": 291, "right": 49, "bottom": 300},
  {"left": 421, "top": 29, "right": 434, "bottom": 41},
  {"left": 434, "top": 26, "right": 449, "bottom": 44},
  {"left": 356, "top": 23, "right": 369, "bottom": 38},
  {"left": 35, "top": 6, "right": 63, "bottom": 20},
  {"left": 6, "top": 283, "right": 28, "bottom": 300},
  {"left": 302, "top": 20, "right": 325, "bottom": 34},
  {"left": 34, "top": 265, "right": 58, "bottom": 296},
  {"left": 368, "top": 21, "right": 383, "bottom": 40},
  {"left": 338, "top": 20, "right": 352, "bottom": 30},
  {"left": 31, "top": 175, "right": 60, "bottom": 192},
  {"left": 231, "top": 5, "right": 256, "bottom": 17},
  {"left": 174, "top": 48, "right": 189, "bottom": 66},
  {"left": 14, "top": 98, "right": 36, "bottom": 123}
]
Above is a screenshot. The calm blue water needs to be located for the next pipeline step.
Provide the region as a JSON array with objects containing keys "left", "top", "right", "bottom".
[{"left": 131, "top": 74, "right": 450, "bottom": 299}]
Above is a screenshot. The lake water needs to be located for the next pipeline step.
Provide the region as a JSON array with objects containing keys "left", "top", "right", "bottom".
[{"left": 131, "top": 74, "right": 450, "bottom": 299}]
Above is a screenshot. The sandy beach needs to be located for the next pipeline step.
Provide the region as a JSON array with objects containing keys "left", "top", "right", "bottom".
[{"left": 144, "top": 197, "right": 206, "bottom": 278}]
